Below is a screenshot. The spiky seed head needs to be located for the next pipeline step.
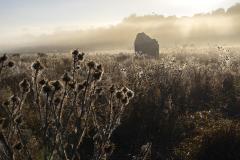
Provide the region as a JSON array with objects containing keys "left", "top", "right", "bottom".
[
  {"left": 50, "top": 80, "right": 63, "bottom": 91},
  {"left": 77, "top": 83, "right": 85, "bottom": 91},
  {"left": 62, "top": 72, "right": 72, "bottom": 83},
  {"left": 116, "top": 90, "right": 124, "bottom": 99},
  {"left": 93, "top": 71, "right": 103, "bottom": 81},
  {"left": 19, "top": 79, "right": 30, "bottom": 93},
  {"left": 42, "top": 82, "right": 53, "bottom": 95},
  {"left": 126, "top": 90, "right": 134, "bottom": 99},
  {"left": 13, "top": 142, "right": 22, "bottom": 150},
  {"left": 121, "top": 96, "right": 129, "bottom": 105},
  {"left": 68, "top": 82, "right": 76, "bottom": 90},
  {"left": 87, "top": 61, "right": 96, "bottom": 69},
  {"left": 39, "top": 79, "right": 46, "bottom": 86},
  {"left": 72, "top": 49, "right": 79, "bottom": 56},
  {"left": 78, "top": 52, "right": 85, "bottom": 61},
  {"left": 31, "top": 60, "right": 44, "bottom": 71},
  {"left": 7, "top": 61, "right": 15, "bottom": 68},
  {"left": 0, "top": 54, "right": 8, "bottom": 63},
  {"left": 121, "top": 87, "right": 128, "bottom": 93}
]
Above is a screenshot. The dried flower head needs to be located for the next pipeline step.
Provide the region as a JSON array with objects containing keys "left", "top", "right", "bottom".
[
  {"left": 109, "top": 85, "right": 116, "bottom": 93},
  {"left": 39, "top": 79, "right": 46, "bottom": 86},
  {"left": 50, "top": 80, "right": 63, "bottom": 91},
  {"left": 115, "top": 90, "right": 124, "bottom": 99},
  {"left": 7, "top": 61, "right": 15, "bottom": 68},
  {"left": 9, "top": 95, "right": 20, "bottom": 104},
  {"left": 0, "top": 54, "right": 8, "bottom": 63},
  {"left": 87, "top": 61, "right": 96, "bottom": 69},
  {"left": 42, "top": 82, "right": 53, "bottom": 95},
  {"left": 78, "top": 52, "right": 85, "bottom": 61},
  {"left": 121, "top": 96, "right": 129, "bottom": 105},
  {"left": 62, "top": 72, "right": 72, "bottom": 83},
  {"left": 19, "top": 79, "right": 30, "bottom": 93},
  {"left": 13, "top": 142, "right": 22, "bottom": 150},
  {"left": 93, "top": 71, "right": 103, "bottom": 81},
  {"left": 31, "top": 60, "right": 44, "bottom": 71},
  {"left": 72, "top": 49, "right": 79, "bottom": 56}
]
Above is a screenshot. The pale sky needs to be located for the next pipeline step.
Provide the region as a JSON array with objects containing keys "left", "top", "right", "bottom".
[{"left": 0, "top": 0, "right": 239, "bottom": 50}]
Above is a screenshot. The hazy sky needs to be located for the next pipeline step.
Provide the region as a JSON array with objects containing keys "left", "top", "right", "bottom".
[{"left": 0, "top": 0, "right": 240, "bottom": 51}]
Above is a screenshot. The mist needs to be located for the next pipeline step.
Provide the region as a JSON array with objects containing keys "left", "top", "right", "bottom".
[{"left": 2, "top": 3, "right": 240, "bottom": 53}]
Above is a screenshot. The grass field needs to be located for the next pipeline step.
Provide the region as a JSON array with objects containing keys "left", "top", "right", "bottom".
[{"left": 1, "top": 46, "right": 240, "bottom": 160}]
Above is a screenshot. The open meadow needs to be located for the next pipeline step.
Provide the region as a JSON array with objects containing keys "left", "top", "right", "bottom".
[{"left": 1, "top": 46, "right": 240, "bottom": 159}]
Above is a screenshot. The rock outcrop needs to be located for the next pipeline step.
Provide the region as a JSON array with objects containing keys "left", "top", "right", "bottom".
[{"left": 134, "top": 32, "right": 159, "bottom": 57}]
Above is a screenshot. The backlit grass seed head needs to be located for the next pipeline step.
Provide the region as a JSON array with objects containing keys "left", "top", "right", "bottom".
[
  {"left": 116, "top": 90, "right": 124, "bottom": 99},
  {"left": 0, "top": 54, "right": 8, "bottom": 63},
  {"left": 62, "top": 72, "right": 72, "bottom": 83},
  {"left": 50, "top": 80, "right": 63, "bottom": 91},
  {"left": 7, "top": 61, "right": 15, "bottom": 68},
  {"left": 87, "top": 61, "right": 96, "bottom": 70},
  {"left": 19, "top": 79, "right": 30, "bottom": 93},
  {"left": 31, "top": 60, "right": 44, "bottom": 71}
]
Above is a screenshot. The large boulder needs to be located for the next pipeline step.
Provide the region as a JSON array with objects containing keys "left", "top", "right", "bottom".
[{"left": 134, "top": 32, "right": 159, "bottom": 57}]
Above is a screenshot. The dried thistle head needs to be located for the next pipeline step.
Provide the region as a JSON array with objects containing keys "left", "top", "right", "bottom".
[
  {"left": 115, "top": 90, "right": 124, "bottom": 99},
  {"left": 7, "top": 61, "right": 15, "bottom": 68},
  {"left": 78, "top": 52, "right": 85, "bottom": 61},
  {"left": 31, "top": 60, "right": 44, "bottom": 71},
  {"left": 121, "top": 96, "right": 129, "bottom": 105},
  {"left": 93, "top": 71, "right": 103, "bottom": 81},
  {"left": 72, "top": 49, "right": 79, "bottom": 56},
  {"left": 39, "top": 79, "right": 47, "bottom": 86},
  {"left": 109, "top": 85, "right": 116, "bottom": 94},
  {"left": 126, "top": 90, "right": 134, "bottom": 99},
  {"left": 19, "top": 79, "right": 30, "bottom": 93},
  {"left": 87, "top": 61, "right": 96, "bottom": 70},
  {"left": 50, "top": 80, "right": 63, "bottom": 92},
  {"left": 42, "top": 82, "right": 53, "bottom": 95},
  {"left": 0, "top": 54, "right": 8, "bottom": 63},
  {"left": 9, "top": 95, "right": 20, "bottom": 104},
  {"left": 62, "top": 72, "right": 72, "bottom": 83}
]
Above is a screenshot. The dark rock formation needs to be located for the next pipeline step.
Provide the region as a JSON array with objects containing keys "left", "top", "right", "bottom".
[{"left": 134, "top": 32, "right": 159, "bottom": 57}]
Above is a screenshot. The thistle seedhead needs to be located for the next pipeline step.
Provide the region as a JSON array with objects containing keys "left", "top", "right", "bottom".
[
  {"left": 87, "top": 61, "right": 96, "bottom": 70},
  {"left": 7, "top": 61, "right": 15, "bottom": 68},
  {"left": 13, "top": 142, "right": 22, "bottom": 150},
  {"left": 50, "top": 80, "right": 63, "bottom": 91},
  {"left": 78, "top": 52, "right": 85, "bottom": 61},
  {"left": 39, "top": 79, "right": 47, "bottom": 86},
  {"left": 126, "top": 90, "right": 134, "bottom": 99},
  {"left": 42, "top": 82, "right": 53, "bottom": 95},
  {"left": 0, "top": 54, "right": 8, "bottom": 63},
  {"left": 121, "top": 96, "right": 129, "bottom": 105},
  {"left": 9, "top": 95, "right": 20, "bottom": 104},
  {"left": 62, "top": 72, "right": 72, "bottom": 83},
  {"left": 19, "top": 79, "right": 30, "bottom": 93},
  {"left": 31, "top": 60, "right": 44, "bottom": 71},
  {"left": 115, "top": 90, "right": 124, "bottom": 99},
  {"left": 93, "top": 71, "right": 103, "bottom": 81}
]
